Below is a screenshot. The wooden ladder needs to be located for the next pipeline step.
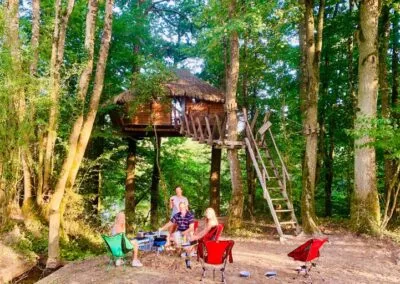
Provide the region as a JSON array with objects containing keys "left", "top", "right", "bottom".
[{"left": 244, "top": 112, "right": 300, "bottom": 239}]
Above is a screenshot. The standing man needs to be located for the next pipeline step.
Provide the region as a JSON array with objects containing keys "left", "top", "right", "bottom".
[{"left": 170, "top": 186, "right": 189, "bottom": 217}]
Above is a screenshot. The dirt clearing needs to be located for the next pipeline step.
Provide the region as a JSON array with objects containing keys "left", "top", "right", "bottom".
[{"left": 36, "top": 231, "right": 400, "bottom": 284}]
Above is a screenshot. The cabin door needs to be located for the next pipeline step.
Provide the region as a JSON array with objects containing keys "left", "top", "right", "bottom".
[{"left": 172, "top": 98, "right": 184, "bottom": 126}]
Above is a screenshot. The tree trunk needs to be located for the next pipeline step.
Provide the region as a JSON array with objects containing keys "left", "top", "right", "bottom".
[
  {"left": 320, "top": 44, "right": 334, "bottom": 217},
  {"left": 393, "top": 9, "right": 399, "bottom": 108},
  {"left": 378, "top": 4, "right": 393, "bottom": 211},
  {"left": 63, "top": 0, "right": 101, "bottom": 193},
  {"left": 393, "top": 10, "right": 399, "bottom": 108},
  {"left": 150, "top": 137, "right": 161, "bottom": 229},
  {"left": 246, "top": 150, "right": 256, "bottom": 220},
  {"left": 125, "top": 139, "right": 137, "bottom": 233},
  {"left": 209, "top": 146, "right": 221, "bottom": 216},
  {"left": 30, "top": 0, "right": 40, "bottom": 75},
  {"left": 46, "top": 0, "right": 113, "bottom": 267},
  {"left": 389, "top": 9, "right": 400, "bottom": 224},
  {"left": 351, "top": 0, "right": 380, "bottom": 234},
  {"left": 379, "top": 4, "right": 390, "bottom": 119},
  {"left": 324, "top": 124, "right": 334, "bottom": 217},
  {"left": 300, "top": 0, "right": 324, "bottom": 234},
  {"left": 22, "top": 153, "right": 33, "bottom": 210},
  {"left": 348, "top": 2, "right": 356, "bottom": 125},
  {"left": 47, "top": 121, "right": 83, "bottom": 268},
  {"left": 242, "top": 30, "right": 256, "bottom": 220},
  {"left": 299, "top": 1, "right": 308, "bottom": 115},
  {"left": 226, "top": 0, "right": 244, "bottom": 231},
  {"left": 37, "top": 132, "right": 46, "bottom": 206},
  {"left": 4, "top": 0, "right": 33, "bottom": 212},
  {"left": 43, "top": 0, "right": 76, "bottom": 196}
]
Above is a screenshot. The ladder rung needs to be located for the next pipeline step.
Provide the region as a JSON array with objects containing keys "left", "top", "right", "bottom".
[
  {"left": 271, "top": 198, "right": 286, "bottom": 202},
  {"left": 267, "top": 187, "right": 281, "bottom": 190},
  {"left": 275, "top": 209, "right": 292, "bottom": 213},
  {"left": 279, "top": 221, "right": 297, "bottom": 225}
]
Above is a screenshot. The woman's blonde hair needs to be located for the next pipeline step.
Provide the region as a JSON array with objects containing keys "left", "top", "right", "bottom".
[{"left": 204, "top": 208, "right": 218, "bottom": 227}]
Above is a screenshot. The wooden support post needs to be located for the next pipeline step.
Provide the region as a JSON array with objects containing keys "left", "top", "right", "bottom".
[
  {"left": 250, "top": 109, "right": 259, "bottom": 131},
  {"left": 210, "top": 145, "right": 222, "bottom": 216},
  {"left": 190, "top": 114, "right": 198, "bottom": 139},
  {"left": 125, "top": 139, "right": 137, "bottom": 233},
  {"left": 214, "top": 114, "right": 223, "bottom": 140},
  {"left": 150, "top": 136, "right": 161, "bottom": 229},
  {"left": 205, "top": 116, "right": 213, "bottom": 145},
  {"left": 196, "top": 117, "right": 205, "bottom": 142},
  {"left": 184, "top": 114, "right": 191, "bottom": 136},
  {"left": 179, "top": 114, "right": 185, "bottom": 134},
  {"left": 221, "top": 114, "right": 227, "bottom": 140}
]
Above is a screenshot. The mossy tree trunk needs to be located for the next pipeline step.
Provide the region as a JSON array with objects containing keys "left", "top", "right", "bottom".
[
  {"left": 350, "top": 0, "right": 381, "bottom": 234},
  {"left": 226, "top": 0, "right": 244, "bottom": 231},
  {"left": 47, "top": 0, "right": 113, "bottom": 268},
  {"left": 43, "top": 0, "right": 76, "bottom": 198},
  {"left": 299, "top": 0, "right": 324, "bottom": 234}
]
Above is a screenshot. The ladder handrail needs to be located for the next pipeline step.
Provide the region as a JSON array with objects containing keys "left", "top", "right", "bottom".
[
  {"left": 245, "top": 120, "right": 270, "bottom": 181},
  {"left": 267, "top": 128, "right": 290, "bottom": 182},
  {"left": 244, "top": 137, "right": 284, "bottom": 237},
  {"left": 243, "top": 108, "right": 299, "bottom": 237}
]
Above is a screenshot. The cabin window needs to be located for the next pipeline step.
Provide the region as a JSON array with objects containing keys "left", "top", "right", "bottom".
[{"left": 192, "top": 98, "right": 201, "bottom": 103}]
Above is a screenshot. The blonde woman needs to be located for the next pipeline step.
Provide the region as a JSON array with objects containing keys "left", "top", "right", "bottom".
[
  {"left": 181, "top": 208, "right": 219, "bottom": 268},
  {"left": 111, "top": 212, "right": 143, "bottom": 267},
  {"left": 191, "top": 207, "right": 219, "bottom": 241}
]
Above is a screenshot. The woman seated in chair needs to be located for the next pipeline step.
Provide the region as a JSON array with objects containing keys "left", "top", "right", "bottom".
[
  {"left": 191, "top": 207, "right": 219, "bottom": 242},
  {"left": 111, "top": 212, "right": 143, "bottom": 267},
  {"left": 181, "top": 207, "right": 220, "bottom": 268}
]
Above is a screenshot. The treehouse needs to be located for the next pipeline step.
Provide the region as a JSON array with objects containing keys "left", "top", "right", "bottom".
[
  {"left": 111, "top": 69, "right": 226, "bottom": 140},
  {"left": 111, "top": 69, "right": 299, "bottom": 239}
]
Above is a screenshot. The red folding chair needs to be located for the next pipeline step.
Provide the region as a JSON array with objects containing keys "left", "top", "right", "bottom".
[
  {"left": 199, "top": 240, "right": 234, "bottom": 283},
  {"left": 288, "top": 238, "right": 328, "bottom": 275},
  {"left": 197, "top": 224, "right": 224, "bottom": 260}
]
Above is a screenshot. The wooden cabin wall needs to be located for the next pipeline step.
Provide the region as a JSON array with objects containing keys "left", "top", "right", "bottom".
[
  {"left": 185, "top": 98, "right": 224, "bottom": 117},
  {"left": 152, "top": 101, "right": 172, "bottom": 125},
  {"left": 120, "top": 97, "right": 225, "bottom": 128},
  {"left": 124, "top": 100, "right": 172, "bottom": 126}
]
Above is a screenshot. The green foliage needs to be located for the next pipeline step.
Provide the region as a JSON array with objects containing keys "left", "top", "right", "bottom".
[
  {"left": 128, "top": 61, "right": 175, "bottom": 111},
  {"left": 60, "top": 238, "right": 104, "bottom": 261}
]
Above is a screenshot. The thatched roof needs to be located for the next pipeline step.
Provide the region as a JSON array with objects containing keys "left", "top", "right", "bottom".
[{"left": 113, "top": 69, "right": 225, "bottom": 104}]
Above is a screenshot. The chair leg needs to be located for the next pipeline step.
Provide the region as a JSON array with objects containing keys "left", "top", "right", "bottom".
[
  {"left": 221, "top": 268, "right": 225, "bottom": 283},
  {"left": 106, "top": 258, "right": 113, "bottom": 271},
  {"left": 200, "top": 267, "right": 206, "bottom": 282},
  {"left": 213, "top": 269, "right": 215, "bottom": 280}
]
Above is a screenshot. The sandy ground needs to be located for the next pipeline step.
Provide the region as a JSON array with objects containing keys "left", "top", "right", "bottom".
[{"left": 36, "top": 231, "right": 400, "bottom": 284}]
